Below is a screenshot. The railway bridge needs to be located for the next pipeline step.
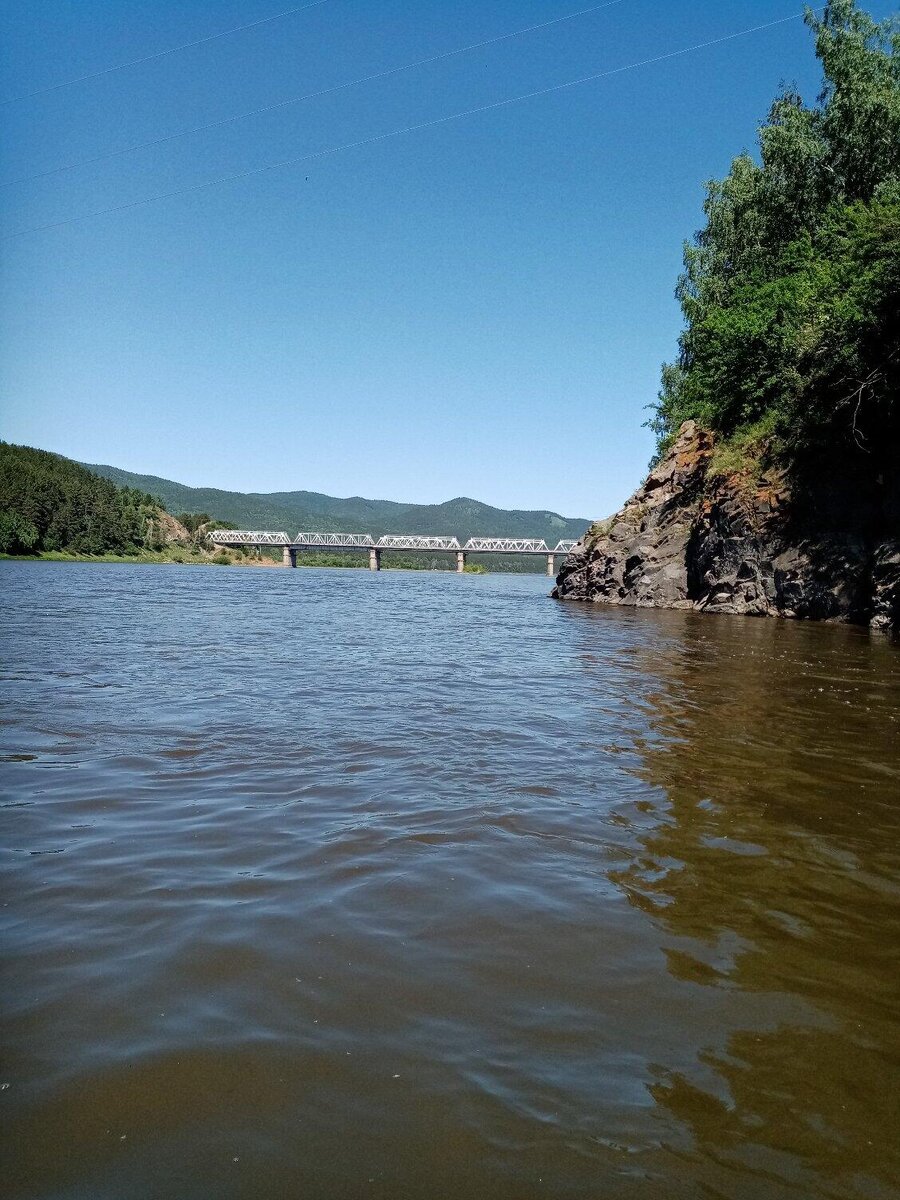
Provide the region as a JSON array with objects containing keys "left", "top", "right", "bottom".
[{"left": 209, "top": 530, "right": 578, "bottom": 575}]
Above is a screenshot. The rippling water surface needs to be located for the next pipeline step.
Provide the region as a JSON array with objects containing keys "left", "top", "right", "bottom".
[{"left": 2, "top": 562, "right": 899, "bottom": 1199}]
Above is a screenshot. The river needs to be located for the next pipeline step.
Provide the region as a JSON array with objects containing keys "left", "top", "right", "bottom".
[{"left": 1, "top": 562, "right": 898, "bottom": 1199}]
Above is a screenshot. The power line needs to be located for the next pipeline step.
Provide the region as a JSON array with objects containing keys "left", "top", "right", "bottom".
[
  {"left": 3, "top": 12, "right": 806, "bottom": 242},
  {"left": 2, "top": 0, "right": 333, "bottom": 105},
  {"left": 4, "top": 0, "right": 626, "bottom": 188}
]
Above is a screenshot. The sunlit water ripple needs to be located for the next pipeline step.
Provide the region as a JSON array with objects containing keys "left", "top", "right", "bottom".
[{"left": 1, "top": 562, "right": 899, "bottom": 1199}]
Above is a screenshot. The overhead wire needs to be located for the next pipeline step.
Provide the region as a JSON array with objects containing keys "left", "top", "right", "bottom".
[
  {"left": 4, "top": 0, "right": 626, "bottom": 188},
  {"left": 2, "top": 0, "right": 333, "bottom": 105},
  {"left": 2, "top": 12, "right": 807, "bottom": 242}
]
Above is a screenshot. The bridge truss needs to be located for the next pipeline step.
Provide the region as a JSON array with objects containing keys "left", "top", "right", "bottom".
[
  {"left": 208, "top": 530, "right": 580, "bottom": 556},
  {"left": 464, "top": 537, "right": 550, "bottom": 553},
  {"left": 294, "top": 532, "right": 375, "bottom": 548},
  {"left": 209, "top": 530, "right": 289, "bottom": 544},
  {"left": 375, "top": 535, "right": 461, "bottom": 551}
]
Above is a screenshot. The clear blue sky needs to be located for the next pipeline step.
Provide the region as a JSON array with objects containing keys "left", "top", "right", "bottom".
[{"left": 2, "top": 0, "right": 891, "bottom": 519}]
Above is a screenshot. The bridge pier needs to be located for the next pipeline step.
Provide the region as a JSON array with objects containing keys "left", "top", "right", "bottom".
[
  {"left": 283, "top": 546, "right": 297, "bottom": 568},
  {"left": 369, "top": 548, "right": 381, "bottom": 571},
  {"left": 456, "top": 551, "right": 466, "bottom": 573},
  {"left": 546, "top": 553, "right": 555, "bottom": 576}
]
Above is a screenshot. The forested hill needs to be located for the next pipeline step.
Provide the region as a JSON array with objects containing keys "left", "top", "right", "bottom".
[
  {"left": 83, "top": 463, "right": 589, "bottom": 544},
  {"left": 0, "top": 442, "right": 168, "bottom": 556}
]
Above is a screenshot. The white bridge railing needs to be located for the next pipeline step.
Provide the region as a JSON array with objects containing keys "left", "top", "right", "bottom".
[{"left": 208, "top": 531, "right": 580, "bottom": 554}]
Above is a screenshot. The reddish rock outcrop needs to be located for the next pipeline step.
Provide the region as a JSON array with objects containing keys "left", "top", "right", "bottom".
[{"left": 150, "top": 510, "right": 191, "bottom": 545}]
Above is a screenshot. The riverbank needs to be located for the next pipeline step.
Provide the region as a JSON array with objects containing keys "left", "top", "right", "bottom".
[
  {"left": 0, "top": 550, "right": 491, "bottom": 572},
  {"left": 0, "top": 549, "right": 278, "bottom": 567}
]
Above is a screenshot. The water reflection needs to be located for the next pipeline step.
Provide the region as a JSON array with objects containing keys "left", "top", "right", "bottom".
[{"left": 564, "top": 607, "right": 900, "bottom": 1196}]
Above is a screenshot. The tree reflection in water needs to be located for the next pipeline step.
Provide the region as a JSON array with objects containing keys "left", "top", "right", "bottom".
[{"left": 565, "top": 604, "right": 900, "bottom": 1198}]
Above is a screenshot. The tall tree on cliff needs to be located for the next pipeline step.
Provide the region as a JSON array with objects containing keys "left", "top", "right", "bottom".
[{"left": 652, "top": 0, "right": 899, "bottom": 464}]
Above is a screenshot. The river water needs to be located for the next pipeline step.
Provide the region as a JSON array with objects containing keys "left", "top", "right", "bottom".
[{"left": 1, "top": 562, "right": 899, "bottom": 1200}]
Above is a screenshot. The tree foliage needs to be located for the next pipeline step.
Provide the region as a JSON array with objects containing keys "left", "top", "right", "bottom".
[
  {"left": 0, "top": 442, "right": 167, "bottom": 555},
  {"left": 652, "top": 1, "right": 900, "bottom": 463},
  {"left": 176, "top": 512, "right": 212, "bottom": 535}
]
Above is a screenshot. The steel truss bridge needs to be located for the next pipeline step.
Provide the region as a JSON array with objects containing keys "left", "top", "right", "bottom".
[{"left": 209, "top": 529, "right": 578, "bottom": 573}]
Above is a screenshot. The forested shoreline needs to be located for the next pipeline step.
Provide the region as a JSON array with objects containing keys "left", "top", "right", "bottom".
[
  {"left": 0, "top": 443, "right": 566, "bottom": 572},
  {"left": 0, "top": 442, "right": 168, "bottom": 557}
]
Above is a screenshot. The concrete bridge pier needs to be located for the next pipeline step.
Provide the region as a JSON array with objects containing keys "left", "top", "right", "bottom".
[
  {"left": 283, "top": 546, "right": 297, "bottom": 568},
  {"left": 369, "top": 548, "right": 381, "bottom": 571},
  {"left": 456, "top": 551, "right": 466, "bottom": 573},
  {"left": 546, "top": 553, "right": 555, "bottom": 576}
]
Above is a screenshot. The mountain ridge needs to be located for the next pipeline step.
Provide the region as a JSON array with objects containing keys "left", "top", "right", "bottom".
[{"left": 82, "top": 463, "right": 591, "bottom": 543}]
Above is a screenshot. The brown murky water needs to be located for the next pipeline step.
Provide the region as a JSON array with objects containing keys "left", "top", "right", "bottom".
[{"left": 1, "top": 562, "right": 899, "bottom": 1199}]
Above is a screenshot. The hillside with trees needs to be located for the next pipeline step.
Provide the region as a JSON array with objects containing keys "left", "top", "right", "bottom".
[
  {"left": 0, "top": 442, "right": 586, "bottom": 571},
  {"left": 0, "top": 442, "right": 171, "bottom": 556},
  {"left": 82, "top": 463, "right": 588, "bottom": 544}
]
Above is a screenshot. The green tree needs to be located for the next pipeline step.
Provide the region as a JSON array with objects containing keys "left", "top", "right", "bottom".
[
  {"left": 652, "top": 1, "right": 899, "bottom": 463},
  {"left": 0, "top": 510, "right": 39, "bottom": 554}
]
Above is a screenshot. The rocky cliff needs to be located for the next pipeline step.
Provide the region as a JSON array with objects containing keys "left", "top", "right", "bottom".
[
  {"left": 147, "top": 510, "right": 191, "bottom": 545},
  {"left": 553, "top": 421, "right": 899, "bottom": 631}
]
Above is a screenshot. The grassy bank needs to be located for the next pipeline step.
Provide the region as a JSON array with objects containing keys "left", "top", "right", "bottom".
[
  {"left": 1, "top": 550, "right": 530, "bottom": 573},
  {"left": 0, "top": 548, "right": 269, "bottom": 567},
  {"left": 0, "top": 550, "right": 499, "bottom": 571}
]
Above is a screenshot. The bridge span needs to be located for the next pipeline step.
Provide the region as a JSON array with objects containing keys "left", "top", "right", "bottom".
[{"left": 209, "top": 530, "right": 578, "bottom": 575}]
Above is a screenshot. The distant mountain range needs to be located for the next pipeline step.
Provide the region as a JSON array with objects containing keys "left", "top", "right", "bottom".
[{"left": 83, "top": 463, "right": 591, "bottom": 545}]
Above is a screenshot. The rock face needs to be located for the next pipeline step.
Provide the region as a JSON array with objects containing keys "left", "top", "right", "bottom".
[
  {"left": 553, "top": 421, "right": 899, "bottom": 631},
  {"left": 150, "top": 510, "right": 191, "bottom": 545}
]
